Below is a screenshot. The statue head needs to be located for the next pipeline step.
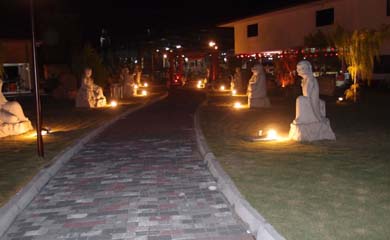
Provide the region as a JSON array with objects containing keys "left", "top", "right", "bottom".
[
  {"left": 251, "top": 64, "right": 264, "bottom": 76},
  {"left": 296, "top": 60, "right": 313, "bottom": 78},
  {"left": 84, "top": 67, "right": 93, "bottom": 78}
]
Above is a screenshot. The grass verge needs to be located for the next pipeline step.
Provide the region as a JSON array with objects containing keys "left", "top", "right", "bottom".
[{"left": 200, "top": 90, "right": 390, "bottom": 240}]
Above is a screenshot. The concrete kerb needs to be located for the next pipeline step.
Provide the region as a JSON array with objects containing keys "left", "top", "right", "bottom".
[
  {"left": 0, "top": 92, "right": 168, "bottom": 238},
  {"left": 193, "top": 101, "right": 286, "bottom": 240}
]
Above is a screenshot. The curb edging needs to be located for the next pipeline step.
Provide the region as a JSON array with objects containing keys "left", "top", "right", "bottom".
[
  {"left": 0, "top": 92, "right": 168, "bottom": 238},
  {"left": 194, "top": 102, "right": 286, "bottom": 240}
]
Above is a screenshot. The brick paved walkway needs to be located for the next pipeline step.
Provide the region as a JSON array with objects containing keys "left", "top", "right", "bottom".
[{"left": 2, "top": 90, "right": 253, "bottom": 240}]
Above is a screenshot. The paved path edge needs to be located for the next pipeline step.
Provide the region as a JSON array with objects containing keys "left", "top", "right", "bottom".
[
  {"left": 194, "top": 101, "right": 286, "bottom": 240},
  {"left": 0, "top": 92, "right": 168, "bottom": 238}
]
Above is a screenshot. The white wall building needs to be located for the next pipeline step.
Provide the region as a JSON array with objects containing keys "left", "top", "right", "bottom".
[{"left": 219, "top": 0, "right": 390, "bottom": 56}]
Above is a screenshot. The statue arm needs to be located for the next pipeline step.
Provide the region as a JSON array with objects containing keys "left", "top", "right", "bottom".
[{"left": 307, "top": 78, "right": 322, "bottom": 121}]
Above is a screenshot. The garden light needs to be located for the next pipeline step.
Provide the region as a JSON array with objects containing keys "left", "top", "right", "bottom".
[
  {"left": 338, "top": 97, "right": 344, "bottom": 102},
  {"left": 143, "top": 82, "right": 148, "bottom": 87},
  {"left": 232, "top": 89, "right": 237, "bottom": 96},
  {"left": 233, "top": 102, "right": 242, "bottom": 109},
  {"left": 141, "top": 90, "right": 148, "bottom": 96},
  {"left": 209, "top": 41, "right": 216, "bottom": 47},
  {"left": 220, "top": 85, "right": 225, "bottom": 91},
  {"left": 266, "top": 129, "right": 278, "bottom": 140},
  {"left": 110, "top": 100, "right": 118, "bottom": 108}
]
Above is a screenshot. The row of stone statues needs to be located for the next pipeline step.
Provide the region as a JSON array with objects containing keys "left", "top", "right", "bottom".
[
  {"left": 0, "top": 61, "right": 334, "bottom": 141},
  {"left": 232, "top": 60, "right": 335, "bottom": 141},
  {"left": 75, "top": 66, "right": 143, "bottom": 108}
]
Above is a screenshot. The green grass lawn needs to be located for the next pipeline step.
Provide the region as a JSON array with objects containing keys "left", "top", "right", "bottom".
[
  {"left": 200, "top": 89, "right": 390, "bottom": 240},
  {"left": 0, "top": 91, "right": 163, "bottom": 207}
]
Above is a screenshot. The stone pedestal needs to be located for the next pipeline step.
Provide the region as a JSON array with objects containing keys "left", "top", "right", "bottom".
[
  {"left": 248, "top": 97, "right": 271, "bottom": 108},
  {"left": 0, "top": 120, "right": 33, "bottom": 138},
  {"left": 289, "top": 119, "right": 336, "bottom": 141}
]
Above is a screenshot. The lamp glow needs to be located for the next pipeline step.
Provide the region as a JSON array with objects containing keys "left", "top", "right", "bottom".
[
  {"left": 233, "top": 102, "right": 242, "bottom": 109},
  {"left": 266, "top": 129, "right": 278, "bottom": 140},
  {"left": 141, "top": 90, "right": 147, "bottom": 96},
  {"left": 209, "top": 41, "right": 216, "bottom": 47},
  {"left": 143, "top": 82, "right": 148, "bottom": 87},
  {"left": 338, "top": 97, "right": 344, "bottom": 101},
  {"left": 232, "top": 89, "right": 237, "bottom": 96},
  {"left": 110, "top": 100, "right": 118, "bottom": 108},
  {"left": 220, "top": 85, "right": 225, "bottom": 91},
  {"left": 134, "top": 84, "right": 139, "bottom": 89}
]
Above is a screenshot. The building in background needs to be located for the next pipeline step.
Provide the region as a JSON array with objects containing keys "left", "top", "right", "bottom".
[
  {"left": 0, "top": 39, "right": 33, "bottom": 94},
  {"left": 219, "top": 0, "right": 390, "bottom": 55}
]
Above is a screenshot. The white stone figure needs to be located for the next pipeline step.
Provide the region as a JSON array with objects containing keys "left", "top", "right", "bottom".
[
  {"left": 247, "top": 64, "right": 271, "bottom": 108},
  {"left": 120, "top": 67, "right": 134, "bottom": 98},
  {"left": 231, "top": 67, "right": 243, "bottom": 93},
  {"left": 289, "top": 60, "right": 336, "bottom": 141},
  {"left": 0, "top": 78, "right": 33, "bottom": 137},
  {"left": 76, "top": 68, "right": 107, "bottom": 108}
]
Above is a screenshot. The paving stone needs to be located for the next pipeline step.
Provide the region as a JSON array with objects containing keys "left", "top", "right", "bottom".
[{"left": 1, "top": 91, "right": 251, "bottom": 240}]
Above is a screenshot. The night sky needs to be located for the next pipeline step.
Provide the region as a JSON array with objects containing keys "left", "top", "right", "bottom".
[{"left": 1, "top": 0, "right": 315, "bottom": 45}]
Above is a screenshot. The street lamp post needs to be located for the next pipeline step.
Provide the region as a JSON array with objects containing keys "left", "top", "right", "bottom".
[{"left": 30, "top": 0, "right": 44, "bottom": 157}]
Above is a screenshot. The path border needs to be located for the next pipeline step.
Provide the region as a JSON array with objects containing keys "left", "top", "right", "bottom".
[
  {"left": 194, "top": 101, "right": 286, "bottom": 240},
  {"left": 0, "top": 92, "right": 168, "bottom": 238}
]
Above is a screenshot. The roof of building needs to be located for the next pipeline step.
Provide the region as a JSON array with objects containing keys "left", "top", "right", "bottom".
[{"left": 218, "top": 0, "right": 340, "bottom": 27}]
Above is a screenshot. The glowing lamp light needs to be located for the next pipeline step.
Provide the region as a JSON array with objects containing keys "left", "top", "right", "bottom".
[
  {"left": 208, "top": 41, "right": 216, "bottom": 47},
  {"left": 232, "top": 89, "right": 237, "bottom": 96},
  {"left": 41, "top": 127, "right": 51, "bottom": 136},
  {"left": 134, "top": 84, "right": 139, "bottom": 89},
  {"left": 163, "top": 54, "right": 168, "bottom": 59},
  {"left": 233, "top": 102, "right": 242, "bottom": 109},
  {"left": 214, "top": 46, "right": 218, "bottom": 50},
  {"left": 266, "top": 129, "right": 278, "bottom": 140},
  {"left": 338, "top": 97, "right": 344, "bottom": 102},
  {"left": 143, "top": 82, "right": 148, "bottom": 87},
  {"left": 220, "top": 85, "right": 225, "bottom": 91},
  {"left": 141, "top": 90, "right": 148, "bottom": 96},
  {"left": 110, "top": 100, "right": 118, "bottom": 108}
]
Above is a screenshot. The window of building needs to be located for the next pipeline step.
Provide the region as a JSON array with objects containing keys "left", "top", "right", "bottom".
[
  {"left": 247, "top": 24, "right": 258, "bottom": 37},
  {"left": 316, "top": 8, "right": 334, "bottom": 27},
  {"left": 387, "top": 0, "right": 390, "bottom": 16}
]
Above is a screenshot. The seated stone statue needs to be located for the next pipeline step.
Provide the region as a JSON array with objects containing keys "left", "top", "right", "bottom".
[
  {"left": 76, "top": 68, "right": 107, "bottom": 108},
  {"left": 289, "top": 60, "right": 336, "bottom": 141},
  {"left": 0, "top": 79, "right": 33, "bottom": 137},
  {"left": 120, "top": 67, "right": 134, "bottom": 98},
  {"left": 247, "top": 64, "right": 271, "bottom": 108}
]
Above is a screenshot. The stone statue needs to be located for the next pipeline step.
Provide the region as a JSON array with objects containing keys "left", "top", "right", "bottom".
[
  {"left": 120, "top": 67, "right": 134, "bottom": 98},
  {"left": 76, "top": 68, "right": 107, "bottom": 108},
  {"left": 0, "top": 78, "right": 33, "bottom": 137},
  {"left": 289, "top": 60, "right": 336, "bottom": 141},
  {"left": 231, "top": 67, "right": 243, "bottom": 93},
  {"left": 247, "top": 64, "right": 271, "bottom": 108}
]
